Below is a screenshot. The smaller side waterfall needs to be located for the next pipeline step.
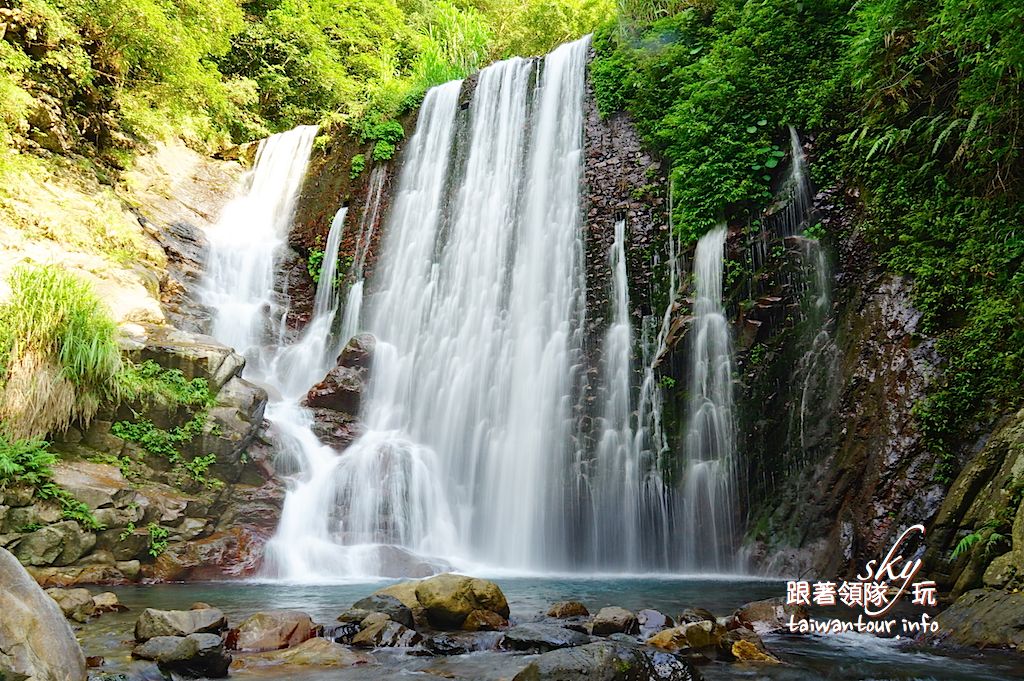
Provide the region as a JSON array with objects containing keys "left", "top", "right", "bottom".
[
  {"left": 680, "top": 225, "right": 738, "bottom": 572},
  {"left": 339, "top": 164, "right": 387, "bottom": 346},
  {"left": 593, "top": 220, "right": 642, "bottom": 566},
  {"left": 313, "top": 206, "right": 349, "bottom": 319}
]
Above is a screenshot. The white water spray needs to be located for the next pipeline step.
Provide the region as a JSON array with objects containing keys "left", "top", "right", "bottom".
[{"left": 680, "top": 225, "right": 738, "bottom": 571}]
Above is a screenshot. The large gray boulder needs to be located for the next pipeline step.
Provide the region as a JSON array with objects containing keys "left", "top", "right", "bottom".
[
  {"left": 503, "top": 624, "right": 591, "bottom": 652},
  {"left": 135, "top": 607, "right": 228, "bottom": 642},
  {"left": 132, "top": 633, "right": 231, "bottom": 678},
  {"left": 234, "top": 610, "right": 315, "bottom": 652},
  {"left": 512, "top": 641, "right": 699, "bottom": 681},
  {"left": 0, "top": 547, "right": 87, "bottom": 681}
]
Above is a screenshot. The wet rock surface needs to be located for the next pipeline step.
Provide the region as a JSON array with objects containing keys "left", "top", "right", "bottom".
[
  {"left": 132, "top": 633, "right": 231, "bottom": 678},
  {"left": 503, "top": 623, "right": 592, "bottom": 652},
  {"left": 135, "top": 607, "right": 228, "bottom": 641},
  {"left": 0, "top": 547, "right": 87, "bottom": 681},
  {"left": 934, "top": 588, "right": 1024, "bottom": 649},
  {"left": 512, "top": 641, "right": 700, "bottom": 681},
  {"left": 414, "top": 573, "right": 511, "bottom": 629}
]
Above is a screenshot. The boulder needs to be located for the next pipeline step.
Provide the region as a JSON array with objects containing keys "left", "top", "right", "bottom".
[
  {"left": 503, "top": 623, "right": 591, "bottom": 652},
  {"left": 637, "top": 609, "right": 673, "bottom": 634},
  {"left": 730, "top": 639, "right": 781, "bottom": 663},
  {"left": 306, "top": 365, "right": 364, "bottom": 414},
  {"left": 234, "top": 610, "right": 315, "bottom": 652},
  {"left": 592, "top": 607, "right": 639, "bottom": 636},
  {"left": 548, "top": 601, "right": 589, "bottom": 618},
  {"left": 135, "top": 607, "right": 228, "bottom": 642},
  {"left": 13, "top": 520, "right": 96, "bottom": 566},
  {"left": 734, "top": 597, "right": 807, "bottom": 634},
  {"left": 0, "top": 547, "right": 87, "bottom": 681},
  {"left": 232, "top": 637, "right": 374, "bottom": 668},
  {"left": 677, "top": 608, "right": 715, "bottom": 624},
  {"left": 337, "top": 333, "right": 375, "bottom": 370},
  {"left": 645, "top": 620, "right": 726, "bottom": 656},
  {"left": 351, "top": 617, "right": 422, "bottom": 648},
  {"left": 371, "top": 580, "right": 427, "bottom": 625},
  {"left": 351, "top": 594, "right": 414, "bottom": 628},
  {"left": 463, "top": 609, "right": 507, "bottom": 631},
  {"left": 511, "top": 641, "right": 699, "bottom": 681},
  {"left": 92, "top": 591, "right": 127, "bottom": 613},
  {"left": 45, "top": 587, "right": 95, "bottom": 623},
  {"left": 415, "top": 573, "right": 510, "bottom": 629},
  {"left": 423, "top": 632, "right": 503, "bottom": 656},
  {"left": 132, "top": 633, "right": 231, "bottom": 678},
  {"left": 982, "top": 551, "right": 1022, "bottom": 589},
  {"left": 935, "top": 588, "right": 1024, "bottom": 649},
  {"left": 122, "top": 325, "right": 245, "bottom": 392}
]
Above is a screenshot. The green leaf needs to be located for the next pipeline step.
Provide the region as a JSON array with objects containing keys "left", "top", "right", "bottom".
[
  {"left": 757, "top": 119, "right": 767, "bottom": 126},
  {"left": 765, "top": 158, "right": 779, "bottom": 169},
  {"left": 746, "top": 126, "right": 757, "bottom": 133}
]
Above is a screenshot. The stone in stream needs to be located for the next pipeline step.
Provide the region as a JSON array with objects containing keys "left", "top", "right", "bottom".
[
  {"left": 511, "top": 641, "right": 699, "bottom": 681},
  {"left": 233, "top": 610, "right": 316, "bottom": 652},
  {"left": 414, "top": 573, "right": 510, "bottom": 629},
  {"left": 0, "top": 547, "right": 87, "bottom": 681},
  {"left": 646, "top": 621, "right": 724, "bottom": 653},
  {"left": 547, "top": 601, "right": 590, "bottom": 618},
  {"left": 503, "top": 623, "right": 591, "bottom": 652},
  {"left": 92, "top": 591, "right": 127, "bottom": 613},
  {"left": 351, "top": 593, "right": 415, "bottom": 628},
  {"left": 733, "top": 598, "right": 807, "bottom": 635},
  {"left": 231, "top": 637, "right": 375, "bottom": 669},
  {"left": 423, "top": 631, "right": 503, "bottom": 656},
  {"left": 934, "top": 588, "right": 1024, "bottom": 649},
  {"left": 134, "top": 607, "right": 228, "bottom": 642},
  {"left": 637, "top": 609, "right": 674, "bottom": 635},
  {"left": 351, "top": 613, "right": 422, "bottom": 647},
  {"left": 132, "top": 633, "right": 231, "bottom": 678},
  {"left": 45, "top": 587, "right": 96, "bottom": 623},
  {"left": 462, "top": 609, "right": 507, "bottom": 631},
  {"left": 677, "top": 608, "right": 715, "bottom": 624},
  {"left": 592, "top": 606, "right": 639, "bottom": 636}
]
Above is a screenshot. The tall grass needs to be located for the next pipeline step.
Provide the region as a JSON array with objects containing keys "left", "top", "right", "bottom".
[{"left": 0, "top": 264, "right": 123, "bottom": 439}]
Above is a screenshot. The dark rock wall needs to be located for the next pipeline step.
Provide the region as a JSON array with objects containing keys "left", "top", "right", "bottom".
[{"left": 579, "top": 50, "right": 669, "bottom": 440}]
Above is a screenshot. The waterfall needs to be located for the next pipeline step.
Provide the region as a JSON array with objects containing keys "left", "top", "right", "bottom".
[
  {"left": 338, "top": 164, "right": 387, "bottom": 346},
  {"left": 312, "top": 206, "right": 348, "bottom": 320},
  {"left": 203, "top": 125, "right": 319, "bottom": 380},
  {"left": 680, "top": 225, "right": 738, "bottom": 572},
  {"left": 786, "top": 126, "right": 838, "bottom": 462},
  {"left": 259, "top": 37, "right": 592, "bottom": 578}
]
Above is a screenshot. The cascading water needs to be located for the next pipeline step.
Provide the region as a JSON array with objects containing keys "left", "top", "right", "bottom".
[
  {"left": 313, "top": 206, "right": 348, "bottom": 320},
  {"left": 338, "top": 164, "right": 387, "bottom": 347},
  {"left": 680, "top": 225, "right": 739, "bottom": 572}
]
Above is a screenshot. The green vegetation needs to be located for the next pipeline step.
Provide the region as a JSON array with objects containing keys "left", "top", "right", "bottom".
[
  {"left": 0, "top": 434, "right": 102, "bottom": 529},
  {"left": 349, "top": 153, "right": 366, "bottom": 179},
  {"left": 146, "top": 522, "right": 170, "bottom": 557},
  {"left": 0, "top": 0, "right": 613, "bottom": 164},
  {"left": 0, "top": 265, "right": 123, "bottom": 440},
  {"left": 594, "top": 0, "right": 1023, "bottom": 482},
  {"left": 119, "top": 360, "right": 214, "bottom": 410}
]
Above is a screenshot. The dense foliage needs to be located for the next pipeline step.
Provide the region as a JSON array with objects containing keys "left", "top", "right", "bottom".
[
  {"left": 594, "top": 0, "right": 1023, "bottom": 478},
  {"left": 0, "top": 0, "right": 612, "bottom": 155}
]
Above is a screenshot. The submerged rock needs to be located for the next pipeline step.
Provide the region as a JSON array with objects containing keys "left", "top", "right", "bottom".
[
  {"left": 415, "top": 573, "right": 510, "bottom": 629},
  {"left": 233, "top": 610, "right": 316, "bottom": 652},
  {"left": 503, "top": 623, "right": 591, "bottom": 652},
  {"left": 134, "top": 607, "right": 228, "bottom": 642},
  {"left": 232, "top": 637, "right": 374, "bottom": 668},
  {"left": 730, "top": 639, "right": 781, "bottom": 663},
  {"left": 0, "top": 547, "right": 87, "bottom": 681},
  {"left": 132, "top": 633, "right": 231, "bottom": 678},
  {"left": 548, "top": 601, "right": 590, "bottom": 618},
  {"left": 511, "top": 641, "right": 699, "bottom": 681},
  {"left": 423, "top": 631, "right": 503, "bottom": 656}
]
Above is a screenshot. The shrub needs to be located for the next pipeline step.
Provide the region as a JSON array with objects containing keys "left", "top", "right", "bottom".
[{"left": 0, "top": 265, "right": 122, "bottom": 440}]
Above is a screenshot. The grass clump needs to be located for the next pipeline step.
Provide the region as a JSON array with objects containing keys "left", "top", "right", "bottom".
[{"left": 0, "top": 265, "right": 122, "bottom": 440}]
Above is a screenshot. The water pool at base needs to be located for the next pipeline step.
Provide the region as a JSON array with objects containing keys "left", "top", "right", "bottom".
[{"left": 78, "top": 578, "right": 1023, "bottom": 681}]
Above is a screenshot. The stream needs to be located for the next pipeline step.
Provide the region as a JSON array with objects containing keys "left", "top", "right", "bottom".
[{"left": 80, "top": 579, "right": 1024, "bottom": 680}]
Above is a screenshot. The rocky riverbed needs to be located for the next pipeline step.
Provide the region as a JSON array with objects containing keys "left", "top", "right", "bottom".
[{"left": 5, "top": 570, "right": 1020, "bottom": 681}]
